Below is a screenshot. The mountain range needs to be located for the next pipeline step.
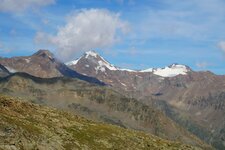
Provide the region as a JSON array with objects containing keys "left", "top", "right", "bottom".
[
  {"left": 0, "top": 49, "right": 224, "bottom": 149},
  {"left": 66, "top": 50, "right": 225, "bottom": 150}
]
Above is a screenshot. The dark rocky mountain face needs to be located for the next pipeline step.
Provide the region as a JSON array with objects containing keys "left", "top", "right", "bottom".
[
  {"left": 0, "top": 50, "right": 104, "bottom": 85},
  {"left": 67, "top": 51, "right": 225, "bottom": 149},
  {"left": 0, "top": 64, "right": 10, "bottom": 77},
  {"left": 0, "top": 73, "right": 211, "bottom": 149}
]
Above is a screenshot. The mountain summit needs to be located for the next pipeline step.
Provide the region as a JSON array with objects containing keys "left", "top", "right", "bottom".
[
  {"left": 32, "top": 49, "right": 54, "bottom": 58},
  {"left": 66, "top": 50, "right": 118, "bottom": 73},
  {"left": 66, "top": 50, "right": 192, "bottom": 92},
  {"left": 66, "top": 50, "right": 191, "bottom": 77},
  {"left": 0, "top": 50, "right": 104, "bottom": 85}
]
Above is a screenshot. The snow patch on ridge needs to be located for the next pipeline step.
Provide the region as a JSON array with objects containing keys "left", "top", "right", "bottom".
[
  {"left": 119, "top": 68, "right": 136, "bottom": 72},
  {"left": 5, "top": 66, "right": 17, "bottom": 73},
  {"left": 85, "top": 51, "right": 98, "bottom": 58},
  {"left": 99, "top": 60, "right": 117, "bottom": 71},
  {"left": 140, "top": 68, "right": 153, "bottom": 72},
  {"left": 153, "top": 64, "right": 188, "bottom": 77},
  {"left": 95, "top": 60, "right": 117, "bottom": 73},
  {"left": 24, "top": 58, "right": 31, "bottom": 63},
  {"left": 66, "top": 57, "right": 81, "bottom": 66}
]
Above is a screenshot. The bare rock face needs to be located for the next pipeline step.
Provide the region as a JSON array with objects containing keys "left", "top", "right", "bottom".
[{"left": 0, "top": 50, "right": 104, "bottom": 85}]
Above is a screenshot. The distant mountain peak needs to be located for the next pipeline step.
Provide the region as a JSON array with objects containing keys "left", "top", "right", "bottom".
[
  {"left": 66, "top": 50, "right": 192, "bottom": 77},
  {"left": 66, "top": 50, "right": 100, "bottom": 66},
  {"left": 32, "top": 50, "right": 54, "bottom": 59},
  {"left": 85, "top": 50, "right": 118, "bottom": 72},
  {"left": 67, "top": 50, "right": 118, "bottom": 72}
]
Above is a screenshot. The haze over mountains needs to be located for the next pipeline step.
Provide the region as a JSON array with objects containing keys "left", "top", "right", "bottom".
[{"left": 0, "top": 49, "right": 224, "bottom": 149}]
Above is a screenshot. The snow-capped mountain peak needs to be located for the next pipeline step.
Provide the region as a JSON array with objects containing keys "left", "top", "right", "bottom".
[
  {"left": 66, "top": 51, "right": 98, "bottom": 66},
  {"left": 86, "top": 51, "right": 118, "bottom": 71},
  {"left": 66, "top": 50, "right": 118, "bottom": 72},
  {"left": 33, "top": 50, "right": 54, "bottom": 60},
  {"left": 66, "top": 51, "right": 191, "bottom": 77}
]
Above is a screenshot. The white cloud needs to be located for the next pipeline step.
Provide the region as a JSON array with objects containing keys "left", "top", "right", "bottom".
[
  {"left": 218, "top": 41, "right": 225, "bottom": 53},
  {"left": 35, "top": 9, "right": 129, "bottom": 61},
  {"left": 0, "top": 0, "right": 55, "bottom": 13}
]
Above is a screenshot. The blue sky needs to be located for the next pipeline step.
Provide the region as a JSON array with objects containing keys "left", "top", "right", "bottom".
[{"left": 0, "top": 0, "right": 225, "bottom": 74}]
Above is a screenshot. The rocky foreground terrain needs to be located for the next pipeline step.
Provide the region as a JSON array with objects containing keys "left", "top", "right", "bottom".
[{"left": 0, "top": 94, "right": 202, "bottom": 150}]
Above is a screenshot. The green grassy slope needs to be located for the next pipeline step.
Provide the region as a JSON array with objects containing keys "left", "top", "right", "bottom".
[{"left": 0, "top": 94, "right": 203, "bottom": 150}]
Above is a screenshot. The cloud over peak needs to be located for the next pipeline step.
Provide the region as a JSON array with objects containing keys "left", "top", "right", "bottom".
[{"left": 35, "top": 9, "right": 129, "bottom": 61}]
